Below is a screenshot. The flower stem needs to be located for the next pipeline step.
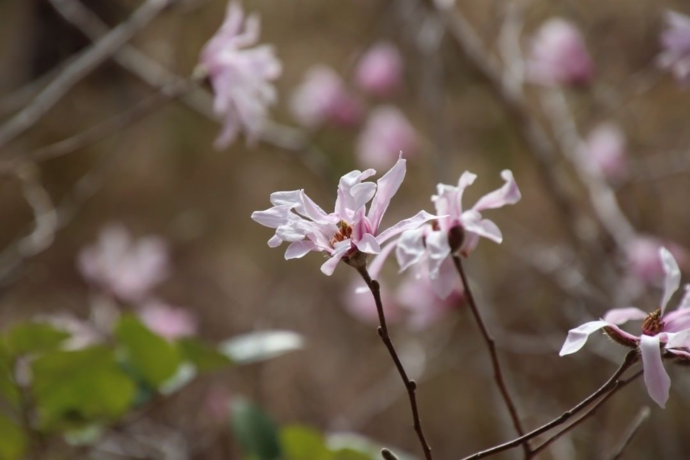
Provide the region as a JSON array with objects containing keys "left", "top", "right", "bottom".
[
  {"left": 459, "top": 350, "right": 639, "bottom": 460},
  {"left": 356, "top": 266, "right": 433, "bottom": 460},
  {"left": 451, "top": 255, "right": 530, "bottom": 457}
]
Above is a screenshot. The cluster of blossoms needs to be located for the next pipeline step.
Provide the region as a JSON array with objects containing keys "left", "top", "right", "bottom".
[
  {"left": 74, "top": 225, "right": 197, "bottom": 343},
  {"left": 561, "top": 248, "right": 690, "bottom": 407}
]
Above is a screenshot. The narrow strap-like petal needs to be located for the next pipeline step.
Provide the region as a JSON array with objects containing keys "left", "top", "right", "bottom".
[
  {"left": 472, "top": 170, "right": 522, "bottom": 212},
  {"left": 376, "top": 210, "right": 436, "bottom": 245},
  {"left": 660, "top": 247, "right": 681, "bottom": 314},
  {"left": 284, "top": 240, "right": 317, "bottom": 260},
  {"left": 559, "top": 320, "right": 610, "bottom": 356},
  {"left": 603, "top": 307, "right": 648, "bottom": 325},
  {"left": 367, "top": 156, "right": 406, "bottom": 231},
  {"left": 640, "top": 334, "right": 671, "bottom": 408},
  {"left": 355, "top": 233, "right": 382, "bottom": 255}
]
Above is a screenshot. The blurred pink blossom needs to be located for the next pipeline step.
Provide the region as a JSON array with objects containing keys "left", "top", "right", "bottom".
[
  {"left": 205, "top": 386, "right": 232, "bottom": 423},
  {"left": 396, "top": 272, "right": 465, "bottom": 330},
  {"left": 342, "top": 278, "right": 400, "bottom": 325},
  {"left": 658, "top": 10, "right": 690, "bottom": 84},
  {"left": 580, "top": 123, "right": 629, "bottom": 181},
  {"left": 289, "top": 65, "right": 363, "bottom": 128},
  {"left": 138, "top": 301, "right": 198, "bottom": 340},
  {"left": 78, "top": 225, "right": 169, "bottom": 302},
  {"left": 561, "top": 248, "right": 690, "bottom": 408},
  {"left": 627, "top": 236, "right": 688, "bottom": 284},
  {"left": 356, "top": 106, "right": 418, "bottom": 169},
  {"left": 252, "top": 157, "right": 437, "bottom": 275},
  {"left": 200, "top": 2, "right": 282, "bottom": 148},
  {"left": 355, "top": 42, "right": 404, "bottom": 97},
  {"left": 393, "top": 171, "right": 521, "bottom": 298},
  {"left": 528, "top": 18, "right": 595, "bottom": 86}
]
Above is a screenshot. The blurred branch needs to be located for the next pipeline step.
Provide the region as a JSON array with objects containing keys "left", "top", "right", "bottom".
[
  {"left": 452, "top": 255, "right": 530, "bottom": 457},
  {"left": 0, "top": 0, "right": 175, "bottom": 153},
  {"left": 356, "top": 266, "right": 434, "bottom": 460},
  {"left": 606, "top": 405, "right": 650, "bottom": 460},
  {"left": 458, "top": 351, "right": 639, "bottom": 460}
]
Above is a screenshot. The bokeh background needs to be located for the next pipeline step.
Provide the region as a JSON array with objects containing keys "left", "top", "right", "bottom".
[{"left": 1, "top": 0, "right": 690, "bottom": 458}]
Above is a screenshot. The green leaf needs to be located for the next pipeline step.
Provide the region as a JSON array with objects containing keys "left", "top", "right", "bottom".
[
  {"left": 0, "top": 347, "right": 19, "bottom": 405},
  {"left": 31, "top": 346, "right": 135, "bottom": 429},
  {"left": 0, "top": 415, "right": 26, "bottom": 460},
  {"left": 4, "top": 322, "right": 69, "bottom": 356},
  {"left": 115, "top": 316, "right": 181, "bottom": 388},
  {"left": 178, "top": 338, "right": 231, "bottom": 372},
  {"left": 281, "top": 425, "right": 331, "bottom": 460},
  {"left": 219, "top": 330, "right": 303, "bottom": 365},
  {"left": 230, "top": 397, "right": 282, "bottom": 460}
]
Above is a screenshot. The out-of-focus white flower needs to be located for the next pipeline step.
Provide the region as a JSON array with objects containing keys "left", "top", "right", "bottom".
[
  {"left": 289, "top": 65, "right": 363, "bottom": 128},
  {"left": 356, "top": 106, "right": 418, "bottom": 169},
  {"left": 200, "top": 2, "right": 282, "bottom": 148},
  {"left": 580, "top": 123, "right": 628, "bottom": 181},
  {"left": 658, "top": 10, "right": 690, "bottom": 84},
  {"left": 78, "top": 224, "right": 169, "bottom": 302},
  {"left": 138, "top": 301, "right": 198, "bottom": 341},
  {"left": 355, "top": 42, "right": 404, "bottom": 97},
  {"left": 528, "top": 18, "right": 595, "bottom": 86}
]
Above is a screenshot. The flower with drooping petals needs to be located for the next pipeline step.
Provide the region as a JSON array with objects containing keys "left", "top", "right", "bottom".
[
  {"left": 391, "top": 171, "right": 520, "bottom": 299},
  {"left": 251, "top": 157, "right": 436, "bottom": 275},
  {"left": 560, "top": 248, "right": 690, "bottom": 408},
  {"left": 289, "top": 65, "right": 363, "bottom": 128},
  {"left": 528, "top": 18, "right": 595, "bottom": 86},
  {"left": 580, "top": 123, "right": 628, "bottom": 181},
  {"left": 200, "top": 2, "right": 282, "bottom": 148},
  {"left": 138, "top": 301, "right": 198, "bottom": 341},
  {"left": 657, "top": 10, "right": 690, "bottom": 84},
  {"left": 342, "top": 278, "right": 400, "bottom": 325},
  {"left": 396, "top": 270, "right": 465, "bottom": 330},
  {"left": 356, "top": 106, "right": 418, "bottom": 169},
  {"left": 355, "top": 42, "right": 404, "bottom": 97},
  {"left": 78, "top": 225, "right": 169, "bottom": 302}
]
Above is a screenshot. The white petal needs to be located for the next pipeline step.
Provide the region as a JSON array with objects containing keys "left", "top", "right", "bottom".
[
  {"left": 367, "top": 156, "right": 406, "bottom": 232},
  {"left": 350, "top": 182, "right": 377, "bottom": 212},
  {"left": 460, "top": 210, "right": 503, "bottom": 244},
  {"left": 472, "top": 170, "right": 522, "bottom": 212},
  {"left": 679, "top": 285, "right": 690, "bottom": 309},
  {"left": 667, "top": 329, "right": 690, "bottom": 349},
  {"left": 603, "top": 307, "right": 648, "bottom": 325},
  {"left": 395, "top": 227, "right": 427, "bottom": 272},
  {"left": 425, "top": 230, "right": 451, "bottom": 278},
  {"left": 320, "top": 240, "right": 351, "bottom": 276},
  {"left": 251, "top": 205, "right": 292, "bottom": 228},
  {"left": 559, "top": 320, "right": 610, "bottom": 356},
  {"left": 376, "top": 211, "right": 437, "bottom": 245},
  {"left": 267, "top": 235, "right": 282, "bottom": 248},
  {"left": 640, "top": 334, "right": 671, "bottom": 408},
  {"left": 660, "top": 247, "right": 681, "bottom": 314},
  {"left": 284, "top": 240, "right": 317, "bottom": 260},
  {"left": 356, "top": 233, "right": 381, "bottom": 254},
  {"left": 430, "top": 256, "right": 456, "bottom": 300}
]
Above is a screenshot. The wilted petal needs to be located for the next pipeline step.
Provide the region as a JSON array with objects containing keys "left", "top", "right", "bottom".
[
  {"left": 640, "top": 334, "right": 671, "bottom": 408},
  {"left": 285, "top": 240, "right": 317, "bottom": 260},
  {"left": 559, "top": 320, "right": 609, "bottom": 356},
  {"left": 660, "top": 247, "right": 681, "bottom": 314},
  {"left": 376, "top": 211, "right": 437, "bottom": 245},
  {"left": 367, "top": 157, "right": 406, "bottom": 232},
  {"left": 356, "top": 233, "right": 381, "bottom": 254},
  {"left": 472, "top": 170, "right": 521, "bottom": 212},
  {"left": 460, "top": 210, "right": 503, "bottom": 244},
  {"left": 603, "top": 307, "right": 648, "bottom": 325}
]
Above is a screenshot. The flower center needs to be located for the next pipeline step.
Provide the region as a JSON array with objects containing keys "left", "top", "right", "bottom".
[
  {"left": 642, "top": 309, "right": 665, "bottom": 336},
  {"left": 330, "top": 220, "right": 353, "bottom": 246}
]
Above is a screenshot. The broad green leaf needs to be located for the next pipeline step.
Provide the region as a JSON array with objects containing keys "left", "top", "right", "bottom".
[
  {"left": 0, "top": 415, "right": 26, "bottom": 460},
  {"left": 219, "top": 330, "right": 303, "bottom": 365},
  {"left": 31, "top": 346, "right": 135, "bottom": 428},
  {"left": 281, "top": 425, "right": 330, "bottom": 460},
  {"left": 115, "top": 316, "right": 181, "bottom": 388},
  {"left": 230, "top": 397, "right": 282, "bottom": 460},
  {"left": 178, "top": 338, "right": 231, "bottom": 372},
  {"left": 4, "top": 322, "right": 69, "bottom": 356}
]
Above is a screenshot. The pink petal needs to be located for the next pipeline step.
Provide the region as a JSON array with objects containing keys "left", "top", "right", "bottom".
[
  {"left": 367, "top": 157, "right": 406, "bottom": 232},
  {"left": 640, "top": 334, "right": 671, "bottom": 408},
  {"left": 355, "top": 233, "right": 381, "bottom": 255},
  {"left": 395, "top": 227, "right": 427, "bottom": 272},
  {"left": 251, "top": 205, "right": 292, "bottom": 228},
  {"left": 320, "top": 240, "right": 351, "bottom": 276},
  {"left": 660, "top": 247, "right": 681, "bottom": 314},
  {"left": 430, "top": 256, "right": 457, "bottom": 300},
  {"left": 667, "top": 329, "right": 690, "bottom": 349},
  {"left": 472, "top": 170, "right": 522, "bottom": 212},
  {"left": 425, "top": 230, "right": 451, "bottom": 278},
  {"left": 376, "top": 211, "right": 436, "bottom": 245},
  {"left": 662, "top": 308, "right": 690, "bottom": 333},
  {"left": 351, "top": 182, "right": 378, "bottom": 212},
  {"left": 603, "top": 307, "right": 648, "bottom": 325},
  {"left": 285, "top": 240, "right": 317, "bottom": 260},
  {"left": 559, "top": 320, "right": 610, "bottom": 356},
  {"left": 679, "top": 285, "right": 690, "bottom": 309},
  {"left": 267, "top": 235, "right": 282, "bottom": 248},
  {"left": 460, "top": 210, "right": 503, "bottom": 244}
]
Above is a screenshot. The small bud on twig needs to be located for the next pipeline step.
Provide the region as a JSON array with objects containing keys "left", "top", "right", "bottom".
[{"left": 381, "top": 448, "right": 399, "bottom": 460}]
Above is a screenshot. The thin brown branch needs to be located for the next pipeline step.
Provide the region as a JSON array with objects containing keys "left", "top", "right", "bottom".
[
  {"left": 356, "top": 265, "right": 433, "bottom": 460},
  {"left": 606, "top": 404, "right": 650, "bottom": 460},
  {"left": 451, "top": 255, "right": 530, "bottom": 457},
  {"left": 458, "top": 350, "right": 639, "bottom": 460}
]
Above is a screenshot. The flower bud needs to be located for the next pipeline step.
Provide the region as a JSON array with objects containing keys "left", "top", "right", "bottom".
[
  {"left": 355, "top": 42, "right": 404, "bottom": 97},
  {"left": 356, "top": 106, "right": 418, "bottom": 169}
]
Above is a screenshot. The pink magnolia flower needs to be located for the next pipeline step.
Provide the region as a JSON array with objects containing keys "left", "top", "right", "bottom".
[
  {"left": 251, "top": 157, "right": 436, "bottom": 275},
  {"left": 528, "top": 18, "right": 595, "bottom": 86},
  {"left": 342, "top": 278, "right": 400, "bottom": 325},
  {"left": 560, "top": 248, "right": 690, "bottom": 408},
  {"left": 356, "top": 106, "right": 418, "bottom": 169},
  {"left": 200, "top": 2, "right": 282, "bottom": 148},
  {"left": 138, "top": 301, "right": 198, "bottom": 341},
  {"left": 396, "top": 271, "right": 465, "bottom": 330},
  {"left": 289, "top": 65, "right": 363, "bottom": 128},
  {"left": 580, "top": 123, "right": 628, "bottom": 181},
  {"left": 355, "top": 42, "right": 404, "bottom": 97},
  {"left": 657, "top": 10, "right": 690, "bottom": 84},
  {"left": 393, "top": 171, "right": 521, "bottom": 299},
  {"left": 78, "top": 225, "right": 169, "bottom": 302}
]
